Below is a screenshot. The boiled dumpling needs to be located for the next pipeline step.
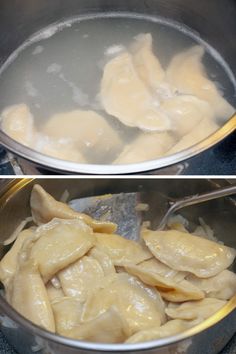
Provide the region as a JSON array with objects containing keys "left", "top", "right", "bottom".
[
  {"left": 51, "top": 297, "right": 83, "bottom": 336},
  {"left": 82, "top": 273, "right": 165, "bottom": 334},
  {"left": 88, "top": 247, "right": 116, "bottom": 275},
  {"left": 42, "top": 110, "right": 122, "bottom": 158},
  {"left": 30, "top": 184, "right": 117, "bottom": 233},
  {"left": 1, "top": 104, "right": 35, "bottom": 146},
  {"left": 10, "top": 259, "right": 55, "bottom": 332},
  {"left": 167, "top": 118, "right": 219, "bottom": 155},
  {"left": 94, "top": 232, "right": 152, "bottom": 266},
  {"left": 101, "top": 52, "right": 170, "bottom": 132},
  {"left": 142, "top": 229, "right": 236, "bottom": 277},
  {"left": 67, "top": 306, "right": 130, "bottom": 343},
  {"left": 37, "top": 136, "right": 87, "bottom": 164},
  {"left": 113, "top": 132, "right": 175, "bottom": 164},
  {"left": 30, "top": 218, "right": 95, "bottom": 283},
  {"left": 132, "top": 33, "right": 165, "bottom": 91},
  {"left": 126, "top": 319, "right": 199, "bottom": 343},
  {"left": 166, "top": 298, "right": 227, "bottom": 321},
  {"left": 0, "top": 229, "right": 34, "bottom": 286},
  {"left": 125, "top": 264, "right": 204, "bottom": 302},
  {"left": 46, "top": 283, "right": 64, "bottom": 302},
  {"left": 167, "top": 46, "right": 235, "bottom": 119},
  {"left": 138, "top": 258, "right": 187, "bottom": 283},
  {"left": 161, "top": 95, "right": 214, "bottom": 137},
  {"left": 58, "top": 255, "right": 104, "bottom": 300},
  {"left": 186, "top": 270, "right": 236, "bottom": 300}
]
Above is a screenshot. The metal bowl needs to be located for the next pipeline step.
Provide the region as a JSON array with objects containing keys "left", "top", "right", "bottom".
[
  {"left": 0, "top": 0, "right": 235, "bottom": 174},
  {"left": 0, "top": 178, "right": 235, "bottom": 354}
]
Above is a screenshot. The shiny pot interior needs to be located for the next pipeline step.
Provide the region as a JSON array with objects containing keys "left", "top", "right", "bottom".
[
  {"left": 0, "top": 178, "right": 235, "bottom": 354},
  {"left": 0, "top": 0, "right": 235, "bottom": 174}
]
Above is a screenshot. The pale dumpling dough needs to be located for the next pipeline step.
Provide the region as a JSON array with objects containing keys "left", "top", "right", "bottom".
[
  {"left": 10, "top": 259, "right": 55, "bottom": 332},
  {"left": 51, "top": 297, "right": 84, "bottom": 336},
  {"left": 125, "top": 264, "right": 204, "bottom": 302},
  {"left": 37, "top": 136, "right": 87, "bottom": 164},
  {"left": 114, "top": 132, "right": 175, "bottom": 164},
  {"left": 46, "top": 283, "right": 64, "bottom": 302},
  {"left": 0, "top": 229, "right": 34, "bottom": 286},
  {"left": 94, "top": 232, "right": 152, "bottom": 266},
  {"left": 1, "top": 104, "right": 35, "bottom": 146},
  {"left": 167, "top": 118, "right": 219, "bottom": 155},
  {"left": 30, "top": 184, "right": 117, "bottom": 234},
  {"left": 82, "top": 273, "right": 165, "bottom": 334},
  {"left": 132, "top": 33, "right": 165, "bottom": 91},
  {"left": 88, "top": 247, "right": 116, "bottom": 275},
  {"left": 186, "top": 270, "right": 236, "bottom": 300},
  {"left": 166, "top": 298, "right": 227, "bottom": 321},
  {"left": 67, "top": 306, "right": 130, "bottom": 343},
  {"left": 138, "top": 258, "right": 187, "bottom": 283},
  {"left": 101, "top": 52, "right": 170, "bottom": 132},
  {"left": 30, "top": 218, "right": 95, "bottom": 283},
  {"left": 0, "top": 104, "right": 88, "bottom": 163},
  {"left": 42, "top": 110, "right": 122, "bottom": 156},
  {"left": 58, "top": 255, "right": 105, "bottom": 300},
  {"left": 161, "top": 95, "right": 214, "bottom": 137},
  {"left": 167, "top": 46, "right": 235, "bottom": 119},
  {"left": 142, "top": 229, "right": 236, "bottom": 278},
  {"left": 126, "top": 319, "right": 199, "bottom": 343}
]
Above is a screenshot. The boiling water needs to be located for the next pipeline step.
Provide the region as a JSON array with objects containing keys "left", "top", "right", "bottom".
[{"left": 0, "top": 13, "right": 235, "bottom": 164}]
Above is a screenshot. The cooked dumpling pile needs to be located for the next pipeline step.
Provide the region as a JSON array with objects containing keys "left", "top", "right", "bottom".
[
  {"left": 1, "top": 33, "right": 234, "bottom": 165},
  {"left": 0, "top": 185, "right": 235, "bottom": 344}
]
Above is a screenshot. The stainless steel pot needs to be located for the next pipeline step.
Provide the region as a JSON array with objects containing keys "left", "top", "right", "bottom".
[
  {"left": 0, "top": 0, "right": 235, "bottom": 175},
  {"left": 0, "top": 178, "right": 235, "bottom": 354}
]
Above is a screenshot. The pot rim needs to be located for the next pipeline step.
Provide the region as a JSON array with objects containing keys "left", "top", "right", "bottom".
[
  {"left": 0, "top": 178, "right": 235, "bottom": 351},
  {"left": 0, "top": 294, "right": 235, "bottom": 352},
  {"left": 0, "top": 114, "right": 235, "bottom": 174}
]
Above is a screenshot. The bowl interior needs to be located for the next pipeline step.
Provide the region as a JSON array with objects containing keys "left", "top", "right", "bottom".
[{"left": 0, "top": 178, "right": 235, "bottom": 353}]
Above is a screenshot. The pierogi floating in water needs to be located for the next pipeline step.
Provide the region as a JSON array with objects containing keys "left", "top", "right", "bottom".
[
  {"left": 0, "top": 185, "right": 236, "bottom": 344},
  {"left": 0, "top": 32, "right": 235, "bottom": 165}
]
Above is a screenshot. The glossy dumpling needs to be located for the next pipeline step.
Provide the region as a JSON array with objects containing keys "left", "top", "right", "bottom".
[
  {"left": 0, "top": 229, "right": 34, "bottom": 286},
  {"left": 46, "top": 283, "right": 64, "bottom": 302},
  {"left": 166, "top": 298, "right": 227, "bottom": 321},
  {"left": 138, "top": 258, "right": 188, "bottom": 283},
  {"left": 30, "top": 218, "right": 95, "bottom": 283},
  {"left": 68, "top": 306, "right": 130, "bottom": 343},
  {"left": 94, "top": 233, "right": 152, "bottom": 266},
  {"left": 51, "top": 297, "right": 83, "bottom": 336},
  {"left": 142, "top": 229, "right": 236, "bottom": 278},
  {"left": 42, "top": 110, "right": 122, "bottom": 157},
  {"left": 186, "top": 270, "right": 236, "bottom": 300},
  {"left": 88, "top": 247, "right": 116, "bottom": 275},
  {"left": 10, "top": 259, "right": 55, "bottom": 332},
  {"left": 167, "top": 119, "right": 219, "bottom": 155},
  {"left": 37, "top": 136, "right": 87, "bottom": 163},
  {"left": 82, "top": 273, "right": 165, "bottom": 334},
  {"left": 30, "top": 184, "right": 117, "bottom": 233},
  {"left": 125, "top": 264, "right": 204, "bottom": 302},
  {"left": 113, "top": 132, "right": 175, "bottom": 164},
  {"left": 161, "top": 95, "right": 214, "bottom": 137},
  {"left": 126, "top": 319, "right": 199, "bottom": 343},
  {"left": 101, "top": 52, "right": 170, "bottom": 132},
  {"left": 58, "top": 255, "right": 104, "bottom": 301},
  {"left": 167, "top": 46, "right": 235, "bottom": 119},
  {"left": 1, "top": 104, "right": 35, "bottom": 146},
  {"left": 132, "top": 33, "right": 165, "bottom": 91}
]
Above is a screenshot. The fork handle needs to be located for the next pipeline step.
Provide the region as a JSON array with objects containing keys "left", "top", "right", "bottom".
[{"left": 158, "top": 184, "right": 236, "bottom": 230}]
